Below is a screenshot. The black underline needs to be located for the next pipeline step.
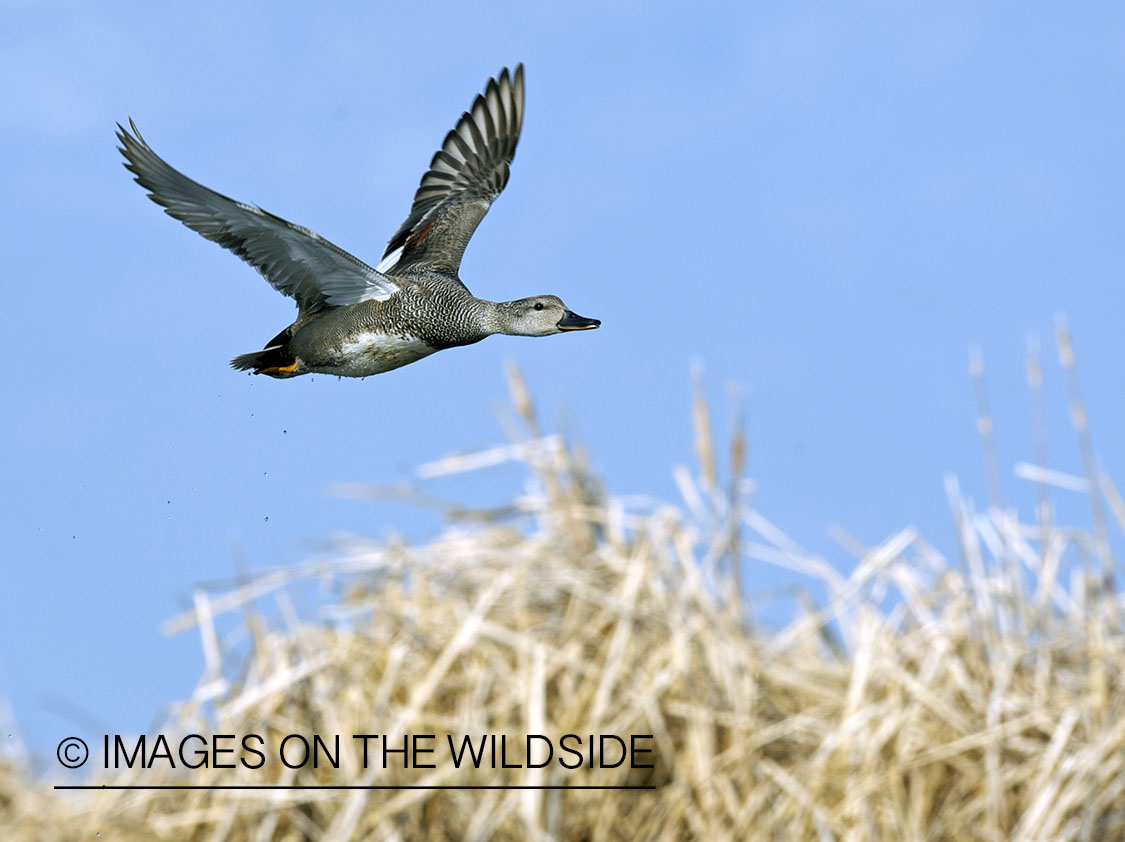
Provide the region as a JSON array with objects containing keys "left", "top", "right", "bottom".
[{"left": 55, "top": 784, "right": 654, "bottom": 791}]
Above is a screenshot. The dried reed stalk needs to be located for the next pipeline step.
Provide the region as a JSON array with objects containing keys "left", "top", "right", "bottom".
[{"left": 2, "top": 363, "right": 1123, "bottom": 842}]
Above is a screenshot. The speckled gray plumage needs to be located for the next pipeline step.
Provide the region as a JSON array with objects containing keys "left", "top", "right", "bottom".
[
  {"left": 291, "top": 275, "right": 493, "bottom": 358},
  {"left": 117, "top": 64, "right": 599, "bottom": 379}
]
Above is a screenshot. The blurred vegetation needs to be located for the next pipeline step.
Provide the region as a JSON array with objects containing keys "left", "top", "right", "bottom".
[{"left": 3, "top": 333, "right": 1123, "bottom": 840}]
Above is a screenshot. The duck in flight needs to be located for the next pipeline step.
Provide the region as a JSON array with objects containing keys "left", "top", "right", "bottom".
[{"left": 117, "top": 64, "right": 599, "bottom": 379}]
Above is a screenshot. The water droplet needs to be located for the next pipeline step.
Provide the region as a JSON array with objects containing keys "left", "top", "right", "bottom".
[
  {"left": 250, "top": 413, "right": 255, "bottom": 418},
  {"left": 166, "top": 500, "right": 171, "bottom": 505},
  {"left": 282, "top": 429, "right": 288, "bottom": 435},
  {"left": 263, "top": 472, "right": 268, "bottom": 477},
  {"left": 264, "top": 516, "right": 269, "bottom": 522}
]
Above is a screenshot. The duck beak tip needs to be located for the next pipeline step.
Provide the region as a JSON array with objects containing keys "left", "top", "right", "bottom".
[{"left": 557, "top": 310, "right": 600, "bottom": 331}]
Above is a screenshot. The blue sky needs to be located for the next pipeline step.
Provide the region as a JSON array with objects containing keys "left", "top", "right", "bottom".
[{"left": 2, "top": 1, "right": 1123, "bottom": 759}]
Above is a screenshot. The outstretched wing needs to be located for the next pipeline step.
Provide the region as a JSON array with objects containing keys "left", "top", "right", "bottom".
[
  {"left": 378, "top": 64, "right": 525, "bottom": 279},
  {"left": 117, "top": 120, "right": 398, "bottom": 314}
]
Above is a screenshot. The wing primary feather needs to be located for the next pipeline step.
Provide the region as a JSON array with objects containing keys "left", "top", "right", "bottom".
[
  {"left": 117, "top": 120, "right": 398, "bottom": 311},
  {"left": 378, "top": 63, "right": 526, "bottom": 278}
]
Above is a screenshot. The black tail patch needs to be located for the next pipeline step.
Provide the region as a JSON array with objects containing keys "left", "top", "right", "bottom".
[{"left": 230, "top": 328, "right": 298, "bottom": 377}]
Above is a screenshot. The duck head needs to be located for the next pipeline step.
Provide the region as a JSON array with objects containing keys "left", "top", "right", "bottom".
[{"left": 495, "top": 295, "right": 600, "bottom": 337}]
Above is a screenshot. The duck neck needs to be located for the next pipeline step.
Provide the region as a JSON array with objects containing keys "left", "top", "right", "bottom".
[
  {"left": 470, "top": 298, "right": 505, "bottom": 340},
  {"left": 484, "top": 299, "right": 529, "bottom": 337},
  {"left": 425, "top": 295, "right": 498, "bottom": 349}
]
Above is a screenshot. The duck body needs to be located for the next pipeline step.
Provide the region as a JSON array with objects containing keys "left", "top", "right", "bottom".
[
  {"left": 259, "top": 274, "right": 489, "bottom": 379},
  {"left": 117, "top": 64, "right": 599, "bottom": 380}
]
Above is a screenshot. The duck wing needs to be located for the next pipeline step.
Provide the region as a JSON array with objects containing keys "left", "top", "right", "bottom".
[
  {"left": 117, "top": 120, "right": 397, "bottom": 314},
  {"left": 378, "top": 64, "right": 525, "bottom": 280}
]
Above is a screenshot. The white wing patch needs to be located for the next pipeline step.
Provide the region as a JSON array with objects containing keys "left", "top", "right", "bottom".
[
  {"left": 314, "top": 267, "right": 399, "bottom": 307},
  {"left": 376, "top": 246, "right": 404, "bottom": 274},
  {"left": 351, "top": 284, "right": 398, "bottom": 304}
]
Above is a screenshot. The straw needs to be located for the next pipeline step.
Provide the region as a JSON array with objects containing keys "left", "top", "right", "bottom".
[{"left": 4, "top": 363, "right": 1123, "bottom": 841}]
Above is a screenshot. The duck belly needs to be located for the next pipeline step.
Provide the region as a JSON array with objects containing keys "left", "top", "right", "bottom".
[{"left": 307, "top": 331, "right": 438, "bottom": 377}]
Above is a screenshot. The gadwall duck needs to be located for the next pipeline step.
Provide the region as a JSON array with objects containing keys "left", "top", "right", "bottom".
[{"left": 117, "top": 64, "right": 599, "bottom": 378}]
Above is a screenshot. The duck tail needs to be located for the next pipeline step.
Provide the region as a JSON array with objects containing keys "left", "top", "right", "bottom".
[{"left": 230, "top": 328, "right": 300, "bottom": 378}]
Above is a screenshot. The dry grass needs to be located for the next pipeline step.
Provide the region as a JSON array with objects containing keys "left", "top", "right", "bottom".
[{"left": 4, "top": 337, "right": 1124, "bottom": 841}]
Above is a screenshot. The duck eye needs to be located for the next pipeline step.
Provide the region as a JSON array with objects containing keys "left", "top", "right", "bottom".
[{"left": 534, "top": 302, "right": 544, "bottom": 311}]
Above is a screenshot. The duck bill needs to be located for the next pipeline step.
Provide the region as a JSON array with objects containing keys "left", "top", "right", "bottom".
[{"left": 557, "top": 310, "right": 601, "bottom": 331}]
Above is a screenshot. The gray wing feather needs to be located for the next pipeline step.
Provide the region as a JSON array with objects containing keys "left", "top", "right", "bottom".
[
  {"left": 379, "top": 64, "right": 525, "bottom": 278},
  {"left": 117, "top": 120, "right": 397, "bottom": 313}
]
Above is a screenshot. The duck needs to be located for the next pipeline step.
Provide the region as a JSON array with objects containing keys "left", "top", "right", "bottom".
[{"left": 116, "top": 64, "right": 599, "bottom": 379}]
